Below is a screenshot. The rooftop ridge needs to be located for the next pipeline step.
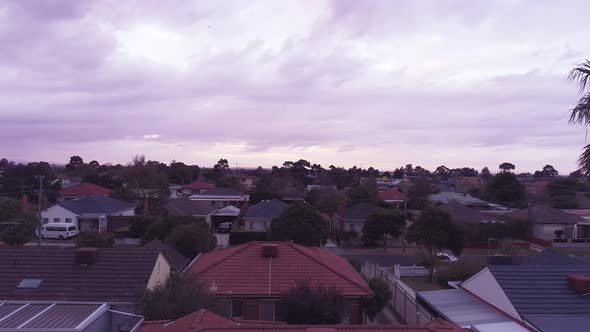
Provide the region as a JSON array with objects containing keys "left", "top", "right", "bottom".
[{"left": 192, "top": 242, "right": 258, "bottom": 275}]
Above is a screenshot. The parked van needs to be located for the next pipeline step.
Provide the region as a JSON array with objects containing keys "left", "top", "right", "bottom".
[{"left": 36, "top": 223, "right": 79, "bottom": 240}]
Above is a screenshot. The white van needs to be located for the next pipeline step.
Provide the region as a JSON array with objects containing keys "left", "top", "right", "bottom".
[{"left": 36, "top": 223, "right": 79, "bottom": 240}]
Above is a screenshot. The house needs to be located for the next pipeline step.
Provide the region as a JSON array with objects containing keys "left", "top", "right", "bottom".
[
  {"left": 0, "top": 246, "right": 170, "bottom": 304},
  {"left": 305, "top": 184, "right": 337, "bottom": 193},
  {"left": 181, "top": 180, "right": 215, "bottom": 196},
  {"left": 458, "top": 263, "right": 590, "bottom": 332},
  {"left": 504, "top": 205, "right": 589, "bottom": 246},
  {"left": 224, "top": 173, "right": 257, "bottom": 192},
  {"left": 377, "top": 187, "right": 406, "bottom": 208},
  {"left": 439, "top": 202, "right": 501, "bottom": 225},
  {"left": 428, "top": 191, "right": 490, "bottom": 209},
  {"left": 452, "top": 176, "right": 484, "bottom": 193},
  {"left": 337, "top": 202, "right": 381, "bottom": 235},
  {"left": 189, "top": 188, "right": 249, "bottom": 208},
  {"left": 41, "top": 196, "right": 136, "bottom": 233},
  {"left": 59, "top": 182, "right": 113, "bottom": 201},
  {"left": 143, "top": 239, "right": 190, "bottom": 272},
  {"left": 524, "top": 181, "right": 550, "bottom": 201},
  {"left": 167, "top": 198, "right": 241, "bottom": 229},
  {"left": 186, "top": 242, "right": 373, "bottom": 323},
  {"left": 242, "top": 199, "right": 288, "bottom": 232},
  {"left": 139, "top": 308, "right": 466, "bottom": 332},
  {"left": 0, "top": 301, "right": 144, "bottom": 332},
  {"left": 53, "top": 175, "right": 82, "bottom": 189}
]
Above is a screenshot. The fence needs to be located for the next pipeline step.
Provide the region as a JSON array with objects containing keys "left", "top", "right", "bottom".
[
  {"left": 393, "top": 264, "right": 429, "bottom": 278},
  {"left": 362, "top": 261, "right": 433, "bottom": 325}
]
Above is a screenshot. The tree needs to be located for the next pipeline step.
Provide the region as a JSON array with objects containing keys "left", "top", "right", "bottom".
[
  {"left": 362, "top": 278, "right": 392, "bottom": 320},
  {"left": 268, "top": 202, "right": 328, "bottom": 246},
  {"left": 568, "top": 60, "right": 590, "bottom": 175},
  {"left": 487, "top": 172, "right": 525, "bottom": 203},
  {"left": 361, "top": 209, "right": 406, "bottom": 247},
  {"left": 88, "top": 160, "right": 100, "bottom": 168},
  {"left": 0, "top": 213, "right": 37, "bottom": 246},
  {"left": 434, "top": 165, "right": 450, "bottom": 180},
  {"left": 407, "top": 178, "right": 432, "bottom": 210},
  {"left": 499, "top": 162, "right": 515, "bottom": 173},
  {"left": 0, "top": 158, "right": 9, "bottom": 168},
  {"left": 534, "top": 165, "right": 558, "bottom": 178},
  {"left": 480, "top": 167, "right": 492, "bottom": 180},
  {"left": 406, "top": 207, "right": 464, "bottom": 281},
  {"left": 142, "top": 274, "right": 220, "bottom": 320},
  {"left": 166, "top": 221, "right": 216, "bottom": 256},
  {"left": 278, "top": 281, "right": 344, "bottom": 324},
  {"left": 66, "top": 155, "right": 84, "bottom": 171},
  {"left": 346, "top": 186, "right": 370, "bottom": 203}
]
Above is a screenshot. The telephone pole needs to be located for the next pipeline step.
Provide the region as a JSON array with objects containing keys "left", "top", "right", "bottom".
[{"left": 34, "top": 175, "right": 45, "bottom": 247}]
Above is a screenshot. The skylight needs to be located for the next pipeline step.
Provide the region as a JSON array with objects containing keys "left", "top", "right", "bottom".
[{"left": 17, "top": 278, "right": 42, "bottom": 289}]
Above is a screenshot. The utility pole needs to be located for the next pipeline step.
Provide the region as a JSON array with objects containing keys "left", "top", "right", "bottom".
[{"left": 34, "top": 175, "right": 45, "bottom": 247}]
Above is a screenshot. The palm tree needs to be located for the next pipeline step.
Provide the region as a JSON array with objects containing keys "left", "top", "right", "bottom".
[{"left": 568, "top": 60, "right": 590, "bottom": 175}]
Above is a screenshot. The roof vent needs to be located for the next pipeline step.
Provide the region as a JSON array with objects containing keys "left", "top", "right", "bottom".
[
  {"left": 262, "top": 244, "right": 278, "bottom": 258},
  {"left": 568, "top": 275, "right": 590, "bottom": 295},
  {"left": 75, "top": 247, "right": 99, "bottom": 266}
]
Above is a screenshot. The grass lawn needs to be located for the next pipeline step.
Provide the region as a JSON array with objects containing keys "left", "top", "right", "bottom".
[
  {"left": 400, "top": 276, "right": 445, "bottom": 292},
  {"left": 554, "top": 248, "right": 590, "bottom": 256},
  {"left": 462, "top": 248, "right": 538, "bottom": 256}
]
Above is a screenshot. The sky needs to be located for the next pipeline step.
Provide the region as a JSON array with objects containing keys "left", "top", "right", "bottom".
[{"left": 1, "top": 0, "right": 589, "bottom": 173}]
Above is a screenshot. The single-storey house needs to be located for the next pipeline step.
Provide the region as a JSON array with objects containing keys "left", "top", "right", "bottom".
[
  {"left": 41, "top": 196, "right": 136, "bottom": 233},
  {"left": 186, "top": 242, "right": 373, "bottom": 323},
  {"left": 428, "top": 192, "right": 490, "bottom": 209},
  {"left": 180, "top": 180, "right": 215, "bottom": 196},
  {"left": 166, "top": 198, "right": 241, "bottom": 229},
  {"left": 242, "top": 199, "right": 288, "bottom": 232},
  {"left": 189, "top": 188, "right": 249, "bottom": 208},
  {"left": 143, "top": 239, "right": 190, "bottom": 272},
  {"left": 439, "top": 202, "right": 501, "bottom": 225},
  {"left": 337, "top": 202, "right": 381, "bottom": 235},
  {"left": 377, "top": 187, "right": 406, "bottom": 208},
  {"left": 59, "top": 182, "right": 113, "bottom": 201}
]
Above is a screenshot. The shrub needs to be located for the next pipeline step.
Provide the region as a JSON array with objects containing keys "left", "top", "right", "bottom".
[
  {"left": 348, "top": 258, "right": 362, "bottom": 272},
  {"left": 76, "top": 232, "right": 114, "bottom": 248},
  {"left": 278, "top": 281, "right": 344, "bottom": 324},
  {"left": 229, "top": 231, "right": 267, "bottom": 245},
  {"left": 435, "top": 259, "right": 485, "bottom": 287},
  {"left": 166, "top": 221, "right": 215, "bottom": 256},
  {"left": 342, "top": 231, "right": 358, "bottom": 241},
  {"left": 362, "top": 278, "right": 392, "bottom": 320}
]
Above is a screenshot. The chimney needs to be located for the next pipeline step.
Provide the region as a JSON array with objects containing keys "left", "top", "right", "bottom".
[
  {"left": 22, "top": 194, "right": 28, "bottom": 213},
  {"left": 568, "top": 275, "right": 590, "bottom": 295},
  {"left": 262, "top": 244, "right": 278, "bottom": 258},
  {"left": 143, "top": 199, "right": 149, "bottom": 215},
  {"left": 75, "top": 248, "right": 99, "bottom": 266}
]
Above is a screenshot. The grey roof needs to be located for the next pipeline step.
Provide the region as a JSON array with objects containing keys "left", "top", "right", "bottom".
[
  {"left": 57, "top": 196, "right": 136, "bottom": 215},
  {"left": 524, "top": 249, "right": 588, "bottom": 265},
  {"left": 504, "top": 205, "right": 584, "bottom": 225},
  {"left": 340, "top": 202, "right": 381, "bottom": 221},
  {"left": 244, "top": 199, "right": 288, "bottom": 220},
  {"left": 143, "top": 239, "right": 189, "bottom": 272},
  {"left": 196, "top": 187, "right": 244, "bottom": 196},
  {"left": 524, "top": 315, "right": 590, "bottom": 332},
  {"left": 439, "top": 202, "right": 501, "bottom": 224},
  {"left": 418, "top": 288, "right": 512, "bottom": 327},
  {"left": 488, "top": 264, "right": 590, "bottom": 316},
  {"left": 166, "top": 198, "right": 218, "bottom": 216},
  {"left": 428, "top": 191, "right": 489, "bottom": 206}
]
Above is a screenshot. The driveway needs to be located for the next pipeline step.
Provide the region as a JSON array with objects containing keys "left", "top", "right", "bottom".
[{"left": 215, "top": 233, "right": 229, "bottom": 248}]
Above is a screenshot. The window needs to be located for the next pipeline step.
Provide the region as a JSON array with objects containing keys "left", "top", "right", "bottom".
[
  {"left": 65, "top": 218, "right": 72, "bottom": 223},
  {"left": 274, "top": 301, "right": 283, "bottom": 321},
  {"left": 42, "top": 218, "right": 48, "bottom": 224},
  {"left": 231, "top": 299, "right": 244, "bottom": 318},
  {"left": 53, "top": 218, "right": 60, "bottom": 223},
  {"left": 17, "top": 278, "right": 42, "bottom": 289},
  {"left": 262, "top": 222, "right": 267, "bottom": 230},
  {"left": 210, "top": 201, "right": 215, "bottom": 206},
  {"left": 260, "top": 301, "right": 274, "bottom": 321},
  {"left": 349, "top": 224, "right": 355, "bottom": 232},
  {"left": 67, "top": 226, "right": 76, "bottom": 232},
  {"left": 249, "top": 221, "right": 254, "bottom": 231}
]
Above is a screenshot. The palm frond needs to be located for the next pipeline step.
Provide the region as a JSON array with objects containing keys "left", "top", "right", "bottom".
[
  {"left": 569, "top": 60, "right": 590, "bottom": 94},
  {"left": 577, "top": 143, "right": 590, "bottom": 176},
  {"left": 569, "top": 94, "right": 590, "bottom": 125}
]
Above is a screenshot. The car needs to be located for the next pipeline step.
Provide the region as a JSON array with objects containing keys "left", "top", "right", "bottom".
[
  {"left": 35, "top": 223, "right": 79, "bottom": 240},
  {"left": 218, "top": 222, "right": 233, "bottom": 233},
  {"left": 436, "top": 251, "right": 458, "bottom": 262}
]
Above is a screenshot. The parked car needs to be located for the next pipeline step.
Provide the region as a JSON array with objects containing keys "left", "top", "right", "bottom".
[
  {"left": 36, "top": 223, "right": 79, "bottom": 240},
  {"left": 436, "top": 251, "right": 458, "bottom": 262},
  {"left": 218, "top": 222, "right": 232, "bottom": 233}
]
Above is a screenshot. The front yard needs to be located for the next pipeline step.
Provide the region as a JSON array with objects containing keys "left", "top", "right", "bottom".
[{"left": 400, "top": 276, "right": 445, "bottom": 292}]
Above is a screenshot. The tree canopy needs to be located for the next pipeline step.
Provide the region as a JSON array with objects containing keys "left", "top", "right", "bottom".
[
  {"left": 487, "top": 172, "right": 525, "bottom": 203},
  {"left": 278, "top": 281, "right": 344, "bottom": 324},
  {"left": 268, "top": 201, "right": 328, "bottom": 246},
  {"left": 361, "top": 209, "right": 406, "bottom": 246},
  {"left": 499, "top": 162, "right": 516, "bottom": 172}
]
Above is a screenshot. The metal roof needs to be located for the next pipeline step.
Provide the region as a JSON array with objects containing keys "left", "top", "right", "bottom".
[
  {"left": 417, "top": 289, "right": 513, "bottom": 328},
  {"left": 56, "top": 196, "right": 136, "bottom": 216},
  {"left": 0, "top": 302, "right": 104, "bottom": 331},
  {"left": 244, "top": 199, "right": 288, "bottom": 220}
]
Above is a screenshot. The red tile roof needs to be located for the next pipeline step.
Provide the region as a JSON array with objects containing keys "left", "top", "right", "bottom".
[
  {"left": 188, "top": 242, "right": 372, "bottom": 297},
  {"left": 60, "top": 182, "right": 112, "bottom": 197},
  {"left": 182, "top": 180, "right": 215, "bottom": 191},
  {"left": 140, "top": 310, "right": 466, "bottom": 332},
  {"left": 377, "top": 188, "right": 405, "bottom": 201}
]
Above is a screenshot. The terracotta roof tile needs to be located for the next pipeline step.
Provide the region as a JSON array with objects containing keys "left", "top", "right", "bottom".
[
  {"left": 377, "top": 188, "right": 406, "bottom": 201},
  {"left": 182, "top": 180, "right": 215, "bottom": 191},
  {"left": 60, "top": 182, "right": 112, "bottom": 196}
]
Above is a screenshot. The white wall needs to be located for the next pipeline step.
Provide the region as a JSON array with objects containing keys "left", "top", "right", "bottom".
[
  {"left": 113, "top": 208, "right": 135, "bottom": 216},
  {"left": 461, "top": 268, "right": 521, "bottom": 321},
  {"left": 147, "top": 253, "right": 171, "bottom": 290},
  {"left": 244, "top": 219, "right": 270, "bottom": 232},
  {"left": 534, "top": 224, "right": 564, "bottom": 240},
  {"left": 41, "top": 205, "right": 79, "bottom": 224}
]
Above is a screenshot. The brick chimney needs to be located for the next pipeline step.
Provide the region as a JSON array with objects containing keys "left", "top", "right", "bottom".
[
  {"left": 568, "top": 275, "right": 590, "bottom": 295},
  {"left": 75, "top": 248, "right": 99, "bottom": 266},
  {"left": 262, "top": 243, "right": 278, "bottom": 258},
  {"left": 21, "top": 194, "right": 28, "bottom": 214}
]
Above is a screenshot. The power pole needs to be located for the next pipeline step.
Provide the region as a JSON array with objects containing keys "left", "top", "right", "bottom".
[{"left": 34, "top": 175, "right": 45, "bottom": 247}]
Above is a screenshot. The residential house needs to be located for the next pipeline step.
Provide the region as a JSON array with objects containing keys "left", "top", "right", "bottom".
[
  {"left": 428, "top": 191, "right": 490, "bottom": 209},
  {"left": 180, "top": 180, "right": 215, "bottom": 196},
  {"left": 189, "top": 188, "right": 249, "bottom": 208},
  {"left": 186, "top": 242, "right": 373, "bottom": 323},
  {"left": 242, "top": 199, "right": 288, "bottom": 232},
  {"left": 41, "top": 196, "right": 136, "bottom": 233},
  {"left": 224, "top": 173, "right": 257, "bottom": 192},
  {"left": 0, "top": 246, "right": 170, "bottom": 306},
  {"left": 167, "top": 198, "right": 241, "bottom": 229},
  {"left": 377, "top": 187, "right": 406, "bottom": 208},
  {"left": 305, "top": 184, "right": 337, "bottom": 193},
  {"left": 337, "top": 202, "right": 381, "bottom": 235},
  {"left": 504, "top": 205, "right": 590, "bottom": 246},
  {"left": 439, "top": 202, "right": 501, "bottom": 225},
  {"left": 53, "top": 175, "right": 82, "bottom": 189},
  {"left": 143, "top": 239, "right": 190, "bottom": 272},
  {"left": 0, "top": 301, "right": 144, "bottom": 332},
  {"left": 524, "top": 181, "right": 550, "bottom": 201},
  {"left": 139, "top": 308, "right": 465, "bottom": 332},
  {"left": 59, "top": 182, "right": 113, "bottom": 201}
]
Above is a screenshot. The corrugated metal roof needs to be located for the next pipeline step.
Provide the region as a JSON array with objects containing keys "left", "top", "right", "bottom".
[
  {"left": 418, "top": 289, "right": 512, "bottom": 328},
  {"left": 0, "top": 302, "right": 103, "bottom": 331}
]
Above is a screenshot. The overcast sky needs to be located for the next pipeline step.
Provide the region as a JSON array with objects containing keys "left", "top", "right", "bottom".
[{"left": 1, "top": 0, "right": 589, "bottom": 173}]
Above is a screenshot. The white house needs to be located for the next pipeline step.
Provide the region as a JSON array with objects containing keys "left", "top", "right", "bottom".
[
  {"left": 189, "top": 188, "right": 249, "bottom": 208},
  {"left": 41, "top": 196, "right": 136, "bottom": 233},
  {"left": 242, "top": 199, "right": 288, "bottom": 232}
]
